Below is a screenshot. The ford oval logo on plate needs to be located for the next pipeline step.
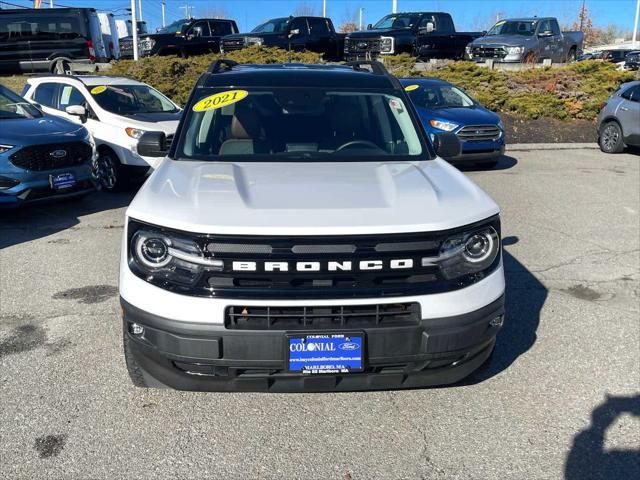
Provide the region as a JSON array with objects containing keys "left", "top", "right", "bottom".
[
  {"left": 339, "top": 342, "right": 360, "bottom": 351},
  {"left": 50, "top": 149, "right": 68, "bottom": 158}
]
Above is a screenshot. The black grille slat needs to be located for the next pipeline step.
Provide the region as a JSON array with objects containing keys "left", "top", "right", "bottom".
[
  {"left": 470, "top": 47, "right": 507, "bottom": 59},
  {"left": 225, "top": 303, "right": 420, "bottom": 330},
  {"left": 165, "top": 134, "right": 174, "bottom": 151},
  {"left": 457, "top": 125, "right": 501, "bottom": 142},
  {"left": 10, "top": 142, "right": 92, "bottom": 171}
]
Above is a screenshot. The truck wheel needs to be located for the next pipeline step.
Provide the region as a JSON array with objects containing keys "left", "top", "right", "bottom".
[
  {"left": 566, "top": 48, "right": 577, "bottom": 63},
  {"left": 51, "top": 58, "right": 70, "bottom": 75},
  {"left": 524, "top": 52, "right": 537, "bottom": 64},
  {"left": 123, "top": 332, "right": 149, "bottom": 388},
  {"left": 96, "top": 148, "right": 126, "bottom": 192},
  {"left": 599, "top": 121, "right": 625, "bottom": 153},
  {"left": 179, "top": 48, "right": 189, "bottom": 59}
]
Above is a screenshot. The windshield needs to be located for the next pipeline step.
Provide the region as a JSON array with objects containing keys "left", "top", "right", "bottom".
[
  {"left": 487, "top": 20, "right": 537, "bottom": 36},
  {"left": 251, "top": 18, "right": 289, "bottom": 33},
  {"left": 405, "top": 83, "right": 474, "bottom": 109},
  {"left": 89, "top": 84, "right": 178, "bottom": 115},
  {"left": 373, "top": 14, "right": 421, "bottom": 29},
  {"left": 178, "top": 88, "right": 427, "bottom": 161},
  {"left": 0, "top": 87, "right": 42, "bottom": 120},
  {"left": 157, "top": 19, "right": 189, "bottom": 34}
]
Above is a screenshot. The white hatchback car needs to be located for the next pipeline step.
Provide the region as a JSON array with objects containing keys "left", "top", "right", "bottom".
[{"left": 22, "top": 76, "right": 181, "bottom": 191}]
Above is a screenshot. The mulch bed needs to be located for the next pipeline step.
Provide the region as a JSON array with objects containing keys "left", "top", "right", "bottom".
[{"left": 500, "top": 113, "right": 598, "bottom": 144}]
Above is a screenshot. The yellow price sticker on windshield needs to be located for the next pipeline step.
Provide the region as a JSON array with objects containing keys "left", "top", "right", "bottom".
[
  {"left": 494, "top": 20, "right": 506, "bottom": 27},
  {"left": 192, "top": 90, "right": 248, "bottom": 112},
  {"left": 404, "top": 84, "right": 420, "bottom": 92},
  {"left": 90, "top": 85, "right": 107, "bottom": 95}
]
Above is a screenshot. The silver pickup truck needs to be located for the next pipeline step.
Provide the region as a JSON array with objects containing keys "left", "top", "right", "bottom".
[{"left": 466, "top": 17, "right": 583, "bottom": 63}]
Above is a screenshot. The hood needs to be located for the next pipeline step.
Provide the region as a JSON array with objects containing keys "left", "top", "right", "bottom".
[
  {"left": 139, "top": 32, "right": 181, "bottom": 41},
  {"left": 416, "top": 106, "right": 500, "bottom": 126},
  {"left": 471, "top": 34, "right": 534, "bottom": 46},
  {"left": 0, "top": 114, "right": 86, "bottom": 145},
  {"left": 348, "top": 28, "right": 410, "bottom": 38},
  {"left": 127, "top": 159, "right": 499, "bottom": 235},
  {"left": 101, "top": 111, "right": 180, "bottom": 135},
  {"left": 224, "top": 32, "right": 286, "bottom": 40},
  {"left": 120, "top": 111, "right": 182, "bottom": 124}
]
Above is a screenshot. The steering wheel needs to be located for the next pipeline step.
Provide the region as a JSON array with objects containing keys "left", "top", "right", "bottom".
[{"left": 335, "top": 140, "right": 382, "bottom": 152}]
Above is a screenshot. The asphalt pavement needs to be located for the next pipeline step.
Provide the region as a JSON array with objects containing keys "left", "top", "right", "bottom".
[{"left": 1, "top": 148, "right": 638, "bottom": 479}]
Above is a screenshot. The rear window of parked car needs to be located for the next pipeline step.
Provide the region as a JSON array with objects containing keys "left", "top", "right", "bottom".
[{"left": 0, "top": 16, "right": 83, "bottom": 41}]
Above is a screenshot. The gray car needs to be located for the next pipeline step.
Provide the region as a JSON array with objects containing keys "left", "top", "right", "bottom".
[{"left": 597, "top": 81, "right": 640, "bottom": 153}]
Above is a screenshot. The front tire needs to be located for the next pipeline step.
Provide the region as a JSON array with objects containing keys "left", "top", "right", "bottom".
[
  {"left": 96, "top": 149, "right": 126, "bottom": 192},
  {"left": 566, "top": 47, "right": 577, "bottom": 63},
  {"left": 599, "top": 121, "right": 625, "bottom": 153},
  {"left": 51, "top": 58, "right": 70, "bottom": 75}
]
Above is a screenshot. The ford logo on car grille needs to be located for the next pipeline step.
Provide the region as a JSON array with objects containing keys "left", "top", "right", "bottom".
[{"left": 50, "top": 149, "right": 68, "bottom": 159}]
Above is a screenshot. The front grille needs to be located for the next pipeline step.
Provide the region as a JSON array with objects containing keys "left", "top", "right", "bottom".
[
  {"left": 128, "top": 217, "right": 501, "bottom": 300},
  {"left": 226, "top": 303, "right": 421, "bottom": 330},
  {"left": 222, "top": 39, "right": 245, "bottom": 52},
  {"left": 10, "top": 142, "right": 92, "bottom": 171},
  {"left": 457, "top": 125, "right": 502, "bottom": 142},
  {"left": 345, "top": 38, "right": 382, "bottom": 59},
  {"left": 470, "top": 46, "right": 507, "bottom": 59}
]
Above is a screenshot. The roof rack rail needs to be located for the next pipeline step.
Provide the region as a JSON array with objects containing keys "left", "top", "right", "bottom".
[
  {"left": 344, "top": 60, "right": 389, "bottom": 76},
  {"left": 207, "top": 59, "right": 239, "bottom": 74}
]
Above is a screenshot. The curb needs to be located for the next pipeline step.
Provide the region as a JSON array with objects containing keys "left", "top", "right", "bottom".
[{"left": 507, "top": 143, "right": 598, "bottom": 151}]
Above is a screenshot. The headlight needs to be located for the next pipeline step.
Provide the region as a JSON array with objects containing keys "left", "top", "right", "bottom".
[
  {"left": 465, "top": 45, "right": 472, "bottom": 54},
  {"left": 245, "top": 37, "right": 263, "bottom": 46},
  {"left": 0, "top": 175, "right": 20, "bottom": 190},
  {"left": 422, "top": 225, "right": 500, "bottom": 280},
  {"left": 0, "top": 144, "right": 14, "bottom": 154},
  {"left": 497, "top": 119, "right": 504, "bottom": 130},
  {"left": 380, "top": 36, "right": 394, "bottom": 54},
  {"left": 130, "top": 226, "right": 224, "bottom": 287},
  {"left": 506, "top": 46, "right": 523, "bottom": 55},
  {"left": 429, "top": 119, "right": 459, "bottom": 132},
  {"left": 125, "top": 127, "right": 146, "bottom": 139}
]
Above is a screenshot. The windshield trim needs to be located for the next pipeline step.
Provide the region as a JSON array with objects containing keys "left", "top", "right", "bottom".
[{"left": 172, "top": 86, "right": 435, "bottom": 162}]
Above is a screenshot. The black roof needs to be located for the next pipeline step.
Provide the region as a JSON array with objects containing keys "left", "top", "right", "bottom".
[{"left": 197, "top": 63, "right": 400, "bottom": 90}]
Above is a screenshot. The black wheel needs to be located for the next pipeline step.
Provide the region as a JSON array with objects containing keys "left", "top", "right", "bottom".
[
  {"left": 123, "top": 331, "right": 148, "bottom": 388},
  {"left": 524, "top": 52, "right": 537, "bottom": 64},
  {"left": 599, "top": 121, "right": 625, "bottom": 154},
  {"left": 51, "top": 58, "right": 70, "bottom": 75},
  {"left": 179, "top": 48, "right": 188, "bottom": 59},
  {"left": 566, "top": 48, "right": 577, "bottom": 63},
  {"left": 96, "top": 149, "right": 125, "bottom": 192}
]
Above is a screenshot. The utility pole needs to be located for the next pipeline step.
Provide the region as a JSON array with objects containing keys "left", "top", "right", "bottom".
[
  {"left": 131, "top": 0, "right": 139, "bottom": 61},
  {"left": 180, "top": 4, "right": 191, "bottom": 19},
  {"left": 49, "top": 0, "right": 53, "bottom": 7},
  {"left": 161, "top": 1, "right": 166, "bottom": 27},
  {"left": 322, "top": 0, "right": 326, "bottom": 17},
  {"left": 633, "top": 0, "right": 640, "bottom": 48},
  {"left": 359, "top": 7, "right": 364, "bottom": 31},
  {"left": 392, "top": 0, "right": 397, "bottom": 14},
  {"left": 138, "top": 0, "right": 143, "bottom": 21}
]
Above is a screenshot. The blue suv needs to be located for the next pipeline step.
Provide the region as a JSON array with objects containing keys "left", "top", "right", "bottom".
[
  {"left": 0, "top": 85, "right": 95, "bottom": 207},
  {"left": 401, "top": 78, "right": 505, "bottom": 167}
]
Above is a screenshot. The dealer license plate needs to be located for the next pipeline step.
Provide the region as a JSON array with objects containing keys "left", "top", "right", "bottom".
[
  {"left": 288, "top": 333, "right": 364, "bottom": 374},
  {"left": 50, "top": 173, "right": 76, "bottom": 190}
]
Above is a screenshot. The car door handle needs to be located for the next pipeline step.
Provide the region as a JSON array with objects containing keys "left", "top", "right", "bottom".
[{"left": 620, "top": 107, "right": 629, "bottom": 111}]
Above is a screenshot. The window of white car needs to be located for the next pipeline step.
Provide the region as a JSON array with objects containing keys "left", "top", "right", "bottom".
[{"left": 88, "top": 85, "right": 179, "bottom": 115}]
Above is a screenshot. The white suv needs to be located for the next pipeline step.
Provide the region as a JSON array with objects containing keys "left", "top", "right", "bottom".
[
  {"left": 22, "top": 76, "right": 181, "bottom": 191},
  {"left": 120, "top": 61, "right": 505, "bottom": 392}
]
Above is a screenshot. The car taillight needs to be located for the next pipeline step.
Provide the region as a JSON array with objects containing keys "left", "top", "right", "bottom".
[{"left": 86, "top": 39, "right": 96, "bottom": 62}]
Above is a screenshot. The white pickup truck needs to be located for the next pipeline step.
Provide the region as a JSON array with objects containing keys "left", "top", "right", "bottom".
[{"left": 119, "top": 60, "right": 506, "bottom": 392}]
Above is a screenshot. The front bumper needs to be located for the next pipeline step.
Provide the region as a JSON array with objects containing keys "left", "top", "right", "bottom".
[
  {"left": 446, "top": 143, "right": 505, "bottom": 164},
  {"left": 122, "top": 293, "right": 505, "bottom": 392}
]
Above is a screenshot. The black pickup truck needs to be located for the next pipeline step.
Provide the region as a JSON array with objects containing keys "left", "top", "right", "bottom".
[
  {"left": 121, "top": 18, "right": 239, "bottom": 58},
  {"left": 344, "top": 12, "right": 482, "bottom": 61},
  {"left": 221, "top": 16, "right": 344, "bottom": 60}
]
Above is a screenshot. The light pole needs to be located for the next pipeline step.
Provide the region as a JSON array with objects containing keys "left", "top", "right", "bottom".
[
  {"left": 131, "top": 0, "right": 139, "bottom": 61},
  {"left": 633, "top": 0, "right": 639, "bottom": 48},
  {"left": 322, "top": 0, "right": 326, "bottom": 17},
  {"left": 161, "top": 1, "right": 166, "bottom": 27},
  {"left": 392, "top": 0, "right": 397, "bottom": 14},
  {"left": 138, "top": 0, "right": 143, "bottom": 21},
  {"left": 359, "top": 7, "right": 364, "bottom": 31}
]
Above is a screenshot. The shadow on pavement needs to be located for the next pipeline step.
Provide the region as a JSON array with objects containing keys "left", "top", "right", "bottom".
[
  {"left": 0, "top": 189, "right": 136, "bottom": 250},
  {"left": 461, "top": 235, "right": 547, "bottom": 385},
  {"left": 456, "top": 154, "right": 518, "bottom": 172},
  {"left": 565, "top": 394, "right": 640, "bottom": 480}
]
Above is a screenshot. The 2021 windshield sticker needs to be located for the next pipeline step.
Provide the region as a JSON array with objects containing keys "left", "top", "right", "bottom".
[
  {"left": 404, "top": 84, "right": 420, "bottom": 92},
  {"left": 192, "top": 90, "right": 249, "bottom": 112},
  {"left": 90, "top": 86, "right": 107, "bottom": 95}
]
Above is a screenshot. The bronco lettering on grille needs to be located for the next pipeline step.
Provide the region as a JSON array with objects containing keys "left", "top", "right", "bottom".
[{"left": 231, "top": 259, "right": 414, "bottom": 272}]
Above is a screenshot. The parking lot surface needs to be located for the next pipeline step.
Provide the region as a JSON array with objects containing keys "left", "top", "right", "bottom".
[{"left": 1, "top": 148, "right": 638, "bottom": 480}]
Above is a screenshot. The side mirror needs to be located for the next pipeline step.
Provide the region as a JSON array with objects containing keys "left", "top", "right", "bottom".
[
  {"left": 65, "top": 105, "right": 87, "bottom": 123},
  {"left": 288, "top": 28, "right": 300, "bottom": 38},
  {"left": 137, "top": 131, "right": 168, "bottom": 157},
  {"left": 367, "top": 23, "right": 373, "bottom": 30},
  {"left": 432, "top": 132, "right": 461, "bottom": 159}
]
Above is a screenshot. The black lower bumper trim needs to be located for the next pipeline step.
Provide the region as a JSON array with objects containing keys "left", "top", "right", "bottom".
[{"left": 121, "top": 295, "right": 505, "bottom": 392}]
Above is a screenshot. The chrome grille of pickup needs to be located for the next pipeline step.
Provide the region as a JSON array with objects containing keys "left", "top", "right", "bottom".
[
  {"left": 470, "top": 46, "right": 507, "bottom": 59},
  {"left": 226, "top": 303, "right": 421, "bottom": 330},
  {"left": 457, "top": 125, "right": 502, "bottom": 142},
  {"left": 345, "top": 38, "right": 382, "bottom": 59}
]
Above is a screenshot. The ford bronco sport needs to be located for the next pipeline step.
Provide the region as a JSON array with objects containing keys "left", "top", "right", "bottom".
[{"left": 119, "top": 60, "right": 505, "bottom": 392}]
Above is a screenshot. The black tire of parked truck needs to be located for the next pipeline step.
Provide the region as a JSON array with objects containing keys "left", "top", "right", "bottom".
[
  {"left": 51, "top": 58, "right": 71, "bottom": 75},
  {"left": 566, "top": 47, "right": 577, "bottom": 63}
]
